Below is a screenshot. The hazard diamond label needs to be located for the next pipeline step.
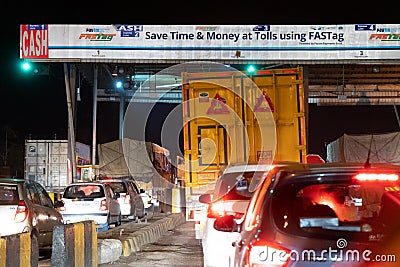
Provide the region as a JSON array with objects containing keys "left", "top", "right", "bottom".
[
  {"left": 206, "top": 93, "right": 230, "bottom": 114},
  {"left": 254, "top": 91, "right": 274, "bottom": 112}
]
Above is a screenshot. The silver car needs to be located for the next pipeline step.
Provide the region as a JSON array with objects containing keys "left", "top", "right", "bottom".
[
  {"left": 0, "top": 177, "right": 64, "bottom": 265},
  {"left": 57, "top": 182, "right": 121, "bottom": 232},
  {"left": 99, "top": 178, "right": 145, "bottom": 221}
]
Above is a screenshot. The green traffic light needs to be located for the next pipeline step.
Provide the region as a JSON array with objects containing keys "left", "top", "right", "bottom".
[
  {"left": 247, "top": 65, "right": 256, "bottom": 73},
  {"left": 22, "top": 62, "right": 32, "bottom": 71},
  {"left": 20, "top": 62, "right": 50, "bottom": 75}
]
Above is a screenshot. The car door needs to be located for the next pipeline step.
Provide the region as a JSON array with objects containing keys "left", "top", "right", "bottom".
[
  {"left": 104, "top": 184, "right": 120, "bottom": 221},
  {"left": 233, "top": 169, "right": 277, "bottom": 267},
  {"left": 128, "top": 181, "right": 145, "bottom": 217},
  {"left": 25, "top": 181, "right": 62, "bottom": 246}
]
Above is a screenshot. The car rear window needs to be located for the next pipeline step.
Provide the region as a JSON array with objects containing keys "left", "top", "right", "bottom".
[
  {"left": 0, "top": 185, "right": 19, "bottom": 204},
  {"left": 103, "top": 182, "right": 126, "bottom": 193},
  {"left": 63, "top": 185, "right": 105, "bottom": 198},
  {"left": 213, "top": 171, "right": 264, "bottom": 200},
  {"left": 272, "top": 174, "right": 400, "bottom": 241}
]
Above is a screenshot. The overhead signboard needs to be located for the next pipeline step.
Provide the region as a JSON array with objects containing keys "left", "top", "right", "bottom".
[{"left": 19, "top": 24, "right": 400, "bottom": 61}]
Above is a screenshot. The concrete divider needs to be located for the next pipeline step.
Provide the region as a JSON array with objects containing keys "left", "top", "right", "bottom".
[
  {"left": 119, "top": 212, "right": 185, "bottom": 257},
  {"left": 98, "top": 239, "right": 122, "bottom": 264},
  {"left": 1, "top": 213, "right": 186, "bottom": 266},
  {"left": 52, "top": 220, "right": 98, "bottom": 267},
  {"left": 0, "top": 232, "right": 31, "bottom": 267}
]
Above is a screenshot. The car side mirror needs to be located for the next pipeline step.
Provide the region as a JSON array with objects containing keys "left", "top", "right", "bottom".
[
  {"left": 214, "top": 214, "right": 237, "bottom": 232},
  {"left": 140, "top": 189, "right": 146, "bottom": 194},
  {"left": 199, "top": 193, "right": 212, "bottom": 204},
  {"left": 114, "top": 192, "right": 120, "bottom": 199}
]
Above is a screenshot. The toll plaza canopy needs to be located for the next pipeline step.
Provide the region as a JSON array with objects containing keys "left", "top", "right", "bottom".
[{"left": 19, "top": 24, "right": 400, "bottom": 64}]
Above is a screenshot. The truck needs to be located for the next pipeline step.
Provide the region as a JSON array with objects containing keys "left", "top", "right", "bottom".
[
  {"left": 97, "top": 138, "right": 174, "bottom": 212},
  {"left": 179, "top": 66, "right": 307, "bottom": 232},
  {"left": 326, "top": 131, "right": 400, "bottom": 165}
]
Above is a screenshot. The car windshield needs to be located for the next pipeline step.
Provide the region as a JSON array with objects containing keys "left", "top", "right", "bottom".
[
  {"left": 63, "top": 185, "right": 104, "bottom": 198},
  {"left": 0, "top": 184, "right": 19, "bottom": 204},
  {"left": 213, "top": 171, "right": 265, "bottom": 200},
  {"left": 272, "top": 174, "right": 400, "bottom": 242}
]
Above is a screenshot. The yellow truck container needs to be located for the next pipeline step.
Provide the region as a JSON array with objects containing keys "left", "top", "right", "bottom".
[{"left": 180, "top": 66, "right": 306, "bottom": 224}]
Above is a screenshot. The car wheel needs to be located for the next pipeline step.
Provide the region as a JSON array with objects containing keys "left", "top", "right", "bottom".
[
  {"left": 115, "top": 212, "right": 122, "bottom": 227},
  {"left": 30, "top": 233, "right": 39, "bottom": 267}
]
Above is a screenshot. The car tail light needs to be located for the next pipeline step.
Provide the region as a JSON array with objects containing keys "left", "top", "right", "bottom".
[
  {"left": 14, "top": 200, "right": 28, "bottom": 223},
  {"left": 124, "top": 193, "right": 131, "bottom": 204},
  {"left": 247, "top": 241, "right": 290, "bottom": 267},
  {"left": 207, "top": 201, "right": 243, "bottom": 219},
  {"left": 100, "top": 199, "right": 108, "bottom": 211},
  {"left": 58, "top": 200, "right": 66, "bottom": 212},
  {"left": 354, "top": 173, "right": 399, "bottom": 181},
  {"left": 207, "top": 201, "right": 225, "bottom": 218}
]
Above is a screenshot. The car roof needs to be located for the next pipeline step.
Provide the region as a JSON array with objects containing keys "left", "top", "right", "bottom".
[
  {"left": 277, "top": 162, "right": 400, "bottom": 172},
  {"left": 222, "top": 161, "right": 299, "bottom": 174},
  {"left": 272, "top": 162, "right": 400, "bottom": 184},
  {"left": 67, "top": 182, "right": 106, "bottom": 186},
  {"left": 0, "top": 177, "right": 28, "bottom": 183},
  {"left": 100, "top": 179, "right": 128, "bottom": 183}
]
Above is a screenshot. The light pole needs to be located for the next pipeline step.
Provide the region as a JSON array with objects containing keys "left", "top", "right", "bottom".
[
  {"left": 63, "top": 63, "right": 77, "bottom": 183},
  {"left": 92, "top": 64, "right": 98, "bottom": 166}
]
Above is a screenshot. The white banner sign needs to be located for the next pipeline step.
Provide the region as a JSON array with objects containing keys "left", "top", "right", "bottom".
[{"left": 20, "top": 24, "right": 400, "bottom": 61}]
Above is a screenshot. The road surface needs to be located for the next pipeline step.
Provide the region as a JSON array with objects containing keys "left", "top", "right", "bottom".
[{"left": 100, "top": 220, "right": 203, "bottom": 267}]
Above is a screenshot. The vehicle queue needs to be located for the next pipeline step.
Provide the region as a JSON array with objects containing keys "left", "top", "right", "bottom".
[{"left": 0, "top": 176, "right": 154, "bottom": 264}]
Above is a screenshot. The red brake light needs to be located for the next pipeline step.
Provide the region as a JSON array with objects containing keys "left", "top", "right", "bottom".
[
  {"left": 248, "top": 241, "right": 291, "bottom": 267},
  {"left": 354, "top": 173, "right": 399, "bottom": 181},
  {"left": 207, "top": 201, "right": 243, "bottom": 219},
  {"left": 100, "top": 199, "right": 108, "bottom": 211},
  {"left": 207, "top": 201, "right": 225, "bottom": 218},
  {"left": 14, "top": 200, "right": 28, "bottom": 223},
  {"left": 58, "top": 200, "right": 66, "bottom": 212}
]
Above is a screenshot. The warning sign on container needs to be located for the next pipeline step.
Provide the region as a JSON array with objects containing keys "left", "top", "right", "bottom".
[
  {"left": 254, "top": 91, "right": 274, "bottom": 112},
  {"left": 206, "top": 93, "right": 230, "bottom": 114}
]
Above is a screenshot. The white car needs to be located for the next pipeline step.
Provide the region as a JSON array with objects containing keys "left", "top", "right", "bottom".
[
  {"left": 199, "top": 163, "right": 279, "bottom": 267},
  {"left": 57, "top": 182, "right": 121, "bottom": 232}
]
